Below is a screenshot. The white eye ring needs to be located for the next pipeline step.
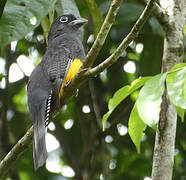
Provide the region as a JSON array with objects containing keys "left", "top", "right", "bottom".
[{"left": 59, "top": 16, "right": 68, "bottom": 23}]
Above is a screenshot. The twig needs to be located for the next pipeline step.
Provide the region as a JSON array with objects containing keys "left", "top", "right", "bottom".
[
  {"left": 0, "top": 45, "right": 21, "bottom": 179},
  {"left": 0, "top": 127, "right": 33, "bottom": 175},
  {"left": 61, "top": 0, "right": 156, "bottom": 103},
  {"left": 0, "top": 0, "right": 156, "bottom": 176},
  {"left": 139, "top": 0, "right": 168, "bottom": 26},
  {"left": 151, "top": 3, "right": 168, "bottom": 27},
  {"left": 83, "top": 0, "right": 123, "bottom": 68},
  {"left": 85, "top": 0, "right": 156, "bottom": 77},
  {"left": 89, "top": 80, "right": 102, "bottom": 128}
]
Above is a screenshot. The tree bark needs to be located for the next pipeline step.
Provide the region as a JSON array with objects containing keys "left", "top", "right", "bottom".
[{"left": 151, "top": 0, "right": 185, "bottom": 179}]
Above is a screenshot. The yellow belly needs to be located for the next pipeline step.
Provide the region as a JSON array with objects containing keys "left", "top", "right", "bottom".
[{"left": 59, "top": 58, "right": 82, "bottom": 99}]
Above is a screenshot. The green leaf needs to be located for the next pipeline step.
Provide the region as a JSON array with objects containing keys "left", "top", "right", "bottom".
[
  {"left": 13, "top": 86, "right": 28, "bottom": 113},
  {"left": 137, "top": 73, "right": 167, "bottom": 129},
  {"left": 183, "top": 24, "right": 186, "bottom": 36},
  {"left": 0, "top": 0, "right": 56, "bottom": 46},
  {"left": 0, "top": 0, "right": 7, "bottom": 18},
  {"left": 102, "top": 77, "right": 151, "bottom": 130},
  {"left": 176, "top": 106, "right": 185, "bottom": 122},
  {"left": 0, "top": 73, "right": 4, "bottom": 81},
  {"left": 41, "top": 16, "right": 50, "bottom": 44},
  {"left": 169, "top": 63, "right": 186, "bottom": 72},
  {"left": 167, "top": 66, "right": 186, "bottom": 109},
  {"left": 85, "top": 0, "right": 102, "bottom": 37},
  {"left": 127, "top": 52, "right": 140, "bottom": 61},
  {"left": 129, "top": 103, "right": 146, "bottom": 153}
]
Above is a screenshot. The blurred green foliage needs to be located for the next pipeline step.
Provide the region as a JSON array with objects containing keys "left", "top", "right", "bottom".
[{"left": 0, "top": 0, "right": 185, "bottom": 180}]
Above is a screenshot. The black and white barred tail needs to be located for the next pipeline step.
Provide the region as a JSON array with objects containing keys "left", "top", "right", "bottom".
[{"left": 45, "top": 93, "right": 52, "bottom": 127}]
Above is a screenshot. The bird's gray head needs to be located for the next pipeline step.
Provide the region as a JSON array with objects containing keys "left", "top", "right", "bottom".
[{"left": 48, "top": 14, "right": 87, "bottom": 42}]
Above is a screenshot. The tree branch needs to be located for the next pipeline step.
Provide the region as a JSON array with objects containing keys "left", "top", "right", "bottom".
[
  {"left": 0, "top": 0, "right": 156, "bottom": 176},
  {"left": 0, "top": 45, "right": 21, "bottom": 180},
  {"left": 0, "top": 127, "right": 33, "bottom": 175},
  {"left": 84, "top": 0, "right": 156, "bottom": 77},
  {"left": 151, "top": 3, "right": 168, "bottom": 27},
  {"left": 89, "top": 80, "right": 102, "bottom": 128},
  {"left": 61, "top": 0, "right": 156, "bottom": 104},
  {"left": 82, "top": 0, "right": 123, "bottom": 68},
  {"left": 139, "top": 0, "right": 169, "bottom": 27}
]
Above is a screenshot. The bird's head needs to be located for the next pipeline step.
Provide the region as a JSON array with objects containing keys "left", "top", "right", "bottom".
[{"left": 48, "top": 14, "right": 88, "bottom": 42}]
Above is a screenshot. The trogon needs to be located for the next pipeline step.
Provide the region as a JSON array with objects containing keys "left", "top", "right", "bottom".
[{"left": 27, "top": 14, "right": 87, "bottom": 170}]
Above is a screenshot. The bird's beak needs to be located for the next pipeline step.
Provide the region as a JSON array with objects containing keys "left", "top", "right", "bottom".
[{"left": 69, "top": 17, "right": 88, "bottom": 26}]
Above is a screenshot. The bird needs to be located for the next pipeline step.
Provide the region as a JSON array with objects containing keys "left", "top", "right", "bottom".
[{"left": 27, "top": 14, "right": 87, "bottom": 170}]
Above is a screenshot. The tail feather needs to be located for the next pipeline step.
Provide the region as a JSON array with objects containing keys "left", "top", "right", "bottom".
[{"left": 33, "top": 110, "right": 48, "bottom": 170}]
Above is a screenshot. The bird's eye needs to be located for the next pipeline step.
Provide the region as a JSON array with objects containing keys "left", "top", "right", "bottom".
[{"left": 59, "top": 16, "right": 68, "bottom": 23}]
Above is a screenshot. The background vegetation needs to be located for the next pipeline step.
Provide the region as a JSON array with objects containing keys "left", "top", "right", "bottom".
[{"left": 0, "top": 0, "right": 185, "bottom": 180}]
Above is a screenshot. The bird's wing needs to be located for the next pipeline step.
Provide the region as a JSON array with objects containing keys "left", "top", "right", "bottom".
[{"left": 43, "top": 37, "right": 84, "bottom": 102}]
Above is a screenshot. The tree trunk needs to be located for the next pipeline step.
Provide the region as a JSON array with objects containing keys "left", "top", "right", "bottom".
[{"left": 151, "top": 0, "right": 185, "bottom": 179}]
